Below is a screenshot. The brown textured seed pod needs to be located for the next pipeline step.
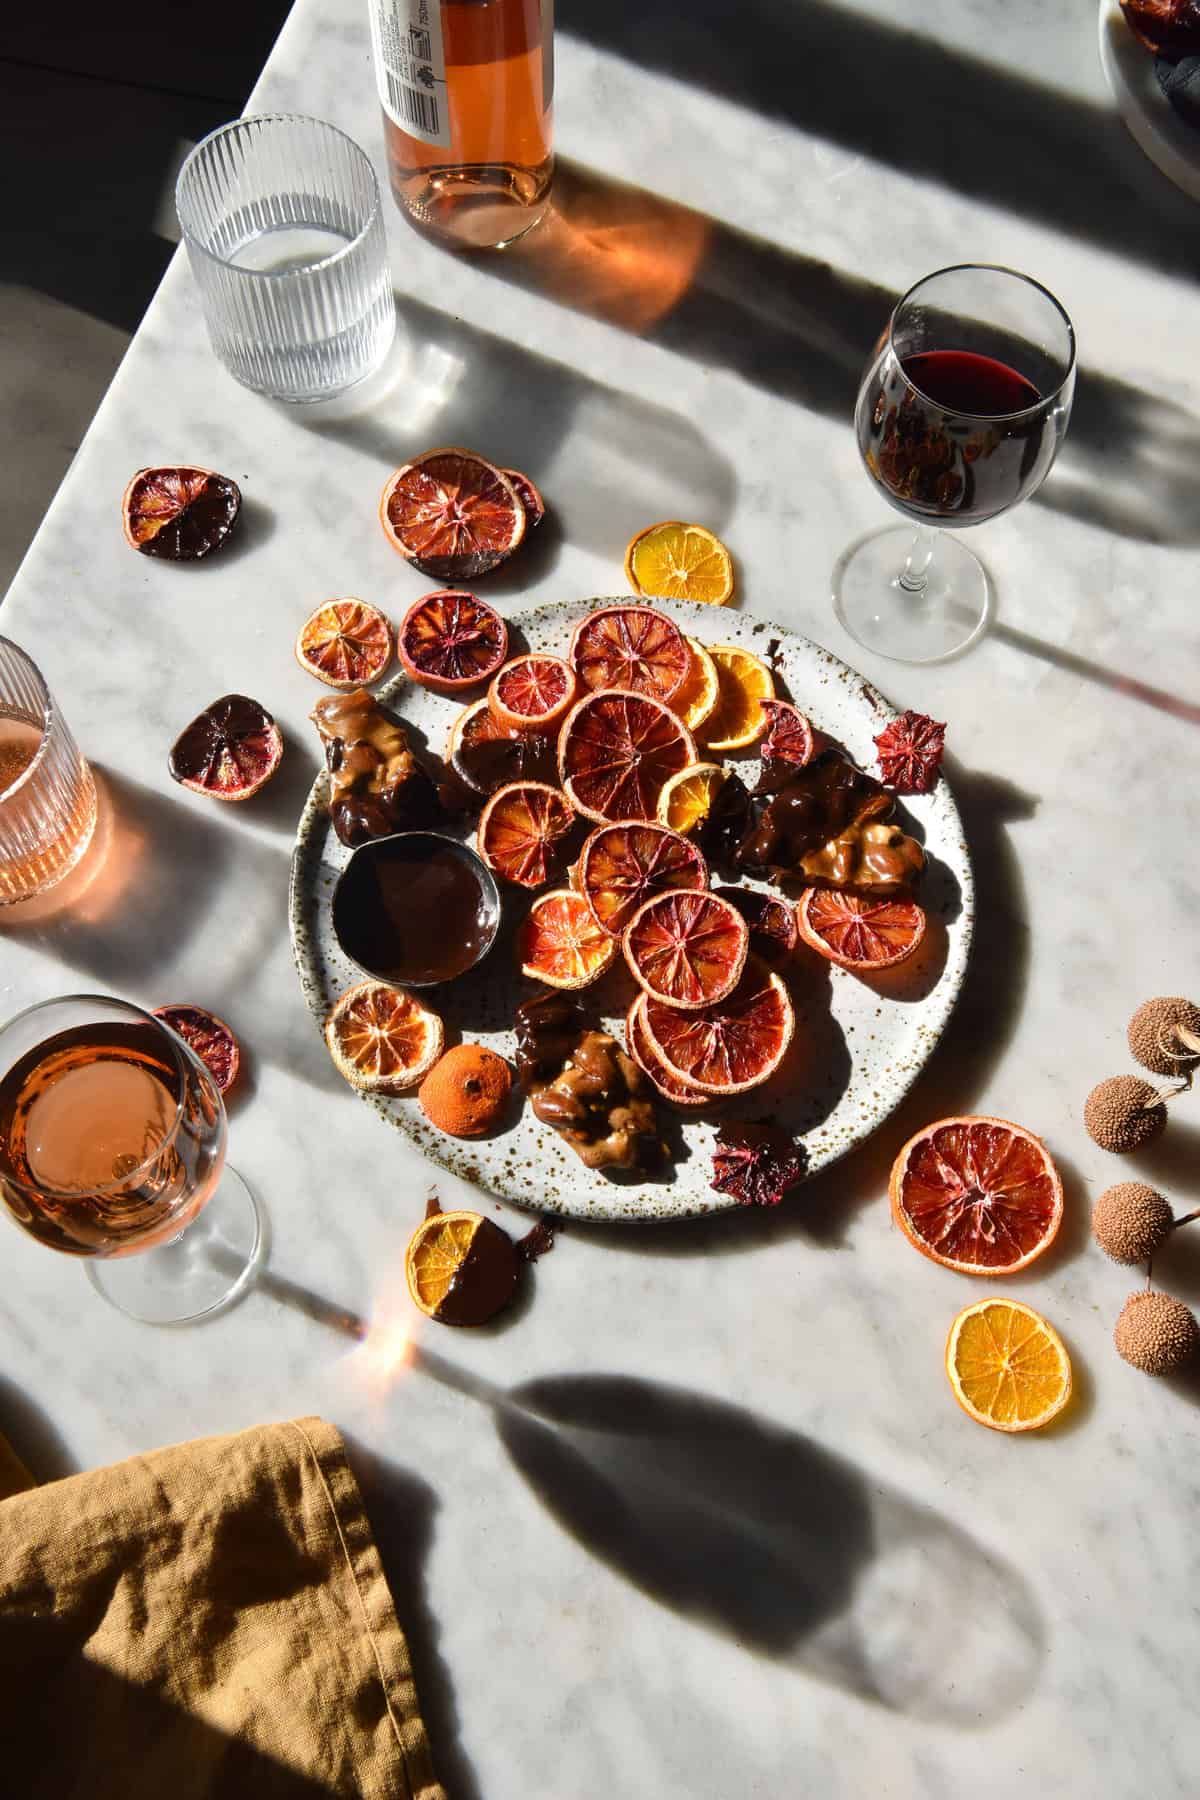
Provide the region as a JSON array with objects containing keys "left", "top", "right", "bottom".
[
  {"left": 1091, "top": 1183, "right": 1174, "bottom": 1264},
  {"left": 1113, "top": 1290, "right": 1199, "bottom": 1375},
  {"left": 1127, "top": 996, "right": 1200, "bottom": 1077},
  {"left": 1084, "top": 1075, "right": 1167, "bottom": 1153}
]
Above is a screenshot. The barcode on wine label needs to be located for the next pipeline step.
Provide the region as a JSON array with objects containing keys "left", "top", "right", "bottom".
[
  {"left": 368, "top": 0, "right": 451, "bottom": 148},
  {"left": 385, "top": 70, "right": 440, "bottom": 138}
]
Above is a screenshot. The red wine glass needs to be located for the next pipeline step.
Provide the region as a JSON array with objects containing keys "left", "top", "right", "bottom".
[{"left": 834, "top": 264, "right": 1075, "bottom": 663}]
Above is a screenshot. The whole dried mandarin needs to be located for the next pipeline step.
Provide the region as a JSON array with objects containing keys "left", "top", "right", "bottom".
[{"left": 419, "top": 1044, "right": 513, "bottom": 1138}]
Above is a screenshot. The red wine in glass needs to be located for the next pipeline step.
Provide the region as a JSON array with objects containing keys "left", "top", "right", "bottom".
[
  {"left": 835, "top": 264, "right": 1075, "bottom": 664},
  {"left": 858, "top": 347, "right": 1060, "bottom": 529}
]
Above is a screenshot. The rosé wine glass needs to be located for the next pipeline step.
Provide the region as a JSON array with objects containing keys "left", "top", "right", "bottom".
[{"left": 0, "top": 994, "right": 261, "bottom": 1324}]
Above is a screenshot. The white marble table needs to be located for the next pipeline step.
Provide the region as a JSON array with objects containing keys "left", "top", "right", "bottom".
[{"left": 4, "top": 1, "right": 1200, "bottom": 1793}]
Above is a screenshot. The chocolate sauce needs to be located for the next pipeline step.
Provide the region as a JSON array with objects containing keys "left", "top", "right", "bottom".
[
  {"left": 460, "top": 730, "right": 556, "bottom": 795},
  {"left": 334, "top": 837, "right": 497, "bottom": 985},
  {"left": 435, "top": 1216, "right": 519, "bottom": 1326},
  {"left": 517, "top": 1217, "right": 558, "bottom": 1262},
  {"left": 736, "top": 749, "right": 892, "bottom": 875},
  {"left": 513, "top": 991, "right": 587, "bottom": 1088}
]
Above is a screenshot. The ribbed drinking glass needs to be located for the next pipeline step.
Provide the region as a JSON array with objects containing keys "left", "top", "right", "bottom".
[
  {"left": 0, "top": 638, "right": 97, "bottom": 906},
  {"left": 176, "top": 114, "right": 396, "bottom": 402}
]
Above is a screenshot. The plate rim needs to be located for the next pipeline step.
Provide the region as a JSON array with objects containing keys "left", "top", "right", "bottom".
[
  {"left": 289, "top": 595, "right": 974, "bottom": 1223},
  {"left": 1098, "top": 0, "right": 1200, "bottom": 203}
]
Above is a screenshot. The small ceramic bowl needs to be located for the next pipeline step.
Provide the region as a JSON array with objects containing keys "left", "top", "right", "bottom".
[{"left": 331, "top": 831, "right": 501, "bottom": 988}]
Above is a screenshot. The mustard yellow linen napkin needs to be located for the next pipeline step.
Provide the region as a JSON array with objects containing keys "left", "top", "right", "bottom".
[{"left": 0, "top": 1416, "right": 445, "bottom": 1799}]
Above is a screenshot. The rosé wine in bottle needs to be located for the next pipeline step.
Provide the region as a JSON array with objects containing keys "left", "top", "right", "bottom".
[{"left": 368, "top": 0, "right": 554, "bottom": 250}]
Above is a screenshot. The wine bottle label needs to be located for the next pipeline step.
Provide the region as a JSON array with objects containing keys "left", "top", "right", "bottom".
[{"left": 368, "top": 0, "right": 451, "bottom": 149}]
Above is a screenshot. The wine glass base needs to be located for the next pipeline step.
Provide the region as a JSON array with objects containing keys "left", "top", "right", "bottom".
[
  {"left": 85, "top": 1166, "right": 263, "bottom": 1325},
  {"left": 832, "top": 526, "right": 993, "bottom": 664}
]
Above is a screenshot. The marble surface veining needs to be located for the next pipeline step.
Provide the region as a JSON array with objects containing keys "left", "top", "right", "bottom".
[{"left": 3, "top": 1, "right": 1200, "bottom": 1795}]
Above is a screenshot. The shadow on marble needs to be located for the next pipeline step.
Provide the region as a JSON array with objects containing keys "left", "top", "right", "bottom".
[
  {"left": 985, "top": 619, "right": 1200, "bottom": 730},
  {"left": 1121, "top": 1115, "right": 1200, "bottom": 1199},
  {"left": 206, "top": 493, "right": 278, "bottom": 568},
  {"left": 1039, "top": 1321, "right": 1099, "bottom": 1439},
  {"left": 248, "top": 728, "right": 322, "bottom": 838},
  {"left": 0, "top": 1375, "right": 80, "bottom": 1484},
  {"left": 1004, "top": 1143, "right": 1095, "bottom": 1289},
  {"left": 0, "top": 767, "right": 341, "bottom": 1095},
  {"left": 405, "top": 1358, "right": 1044, "bottom": 1725},
  {"left": 1145, "top": 1211, "right": 1200, "bottom": 1308},
  {"left": 563, "top": 0, "right": 1200, "bottom": 286},
  {"left": 289, "top": 292, "right": 738, "bottom": 561},
  {"left": 342, "top": 1436, "right": 483, "bottom": 1800},
  {"left": 486, "top": 158, "right": 1200, "bottom": 556},
  {"left": 1161, "top": 1339, "right": 1200, "bottom": 1406},
  {"left": 0, "top": 767, "right": 238, "bottom": 981}
]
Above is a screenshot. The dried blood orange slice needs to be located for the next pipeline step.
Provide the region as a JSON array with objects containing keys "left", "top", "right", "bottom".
[
  {"left": 295, "top": 597, "right": 392, "bottom": 689},
  {"left": 797, "top": 888, "right": 926, "bottom": 971},
  {"left": 153, "top": 1004, "right": 240, "bottom": 1094},
  {"left": 569, "top": 605, "right": 691, "bottom": 702},
  {"left": 718, "top": 887, "right": 798, "bottom": 966},
  {"left": 625, "top": 994, "right": 709, "bottom": 1107},
  {"left": 576, "top": 821, "right": 707, "bottom": 937},
  {"left": 623, "top": 888, "right": 749, "bottom": 1009},
  {"left": 643, "top": 963, "right": 794, "bottom": 1095},
  {"left": 380, "top": 448, "right": 525, "bottom": 580},
  {"left": 488, "top": 654, "right": 576, "bottom": 734},
  {"left": 519, "top": 888, "right": 617, "bottom": 988},
  {"left": 121, "top": 465, "right": 241, "bottom": 560},
  {"left": 702, "top": 646, "right": 775, "bottom": 752},
  {"left": 759, "top": 698, "right": 816, "bottom": 767},
  {"left": 624, "top": 521, "right": 735, "bottom": 606},
  {"left": 168, "top": 694, "right": 282, "bottom": 801},
  {"left": 324, "top": 980, "right": 444, "bottom": 1093},
  {"left": 874, "top": 710, "right": 946, "bottom": 793},
  {"left": 502, "top": 468, "right": 545, "bottom": 527},
  {"left": 398, "top": 590, "right": 508, "bottom": 695},
  {"left": 477, "top": 780, "right": 575, "bottom": 888},
  {"left": 889, "top": 1116, "right": 1064, "bottom": 1276},
  {"left": 446, "top": 698, "right": 555, "bottom": 797},
  {"left": 558, "top": 689, "right": 696, "bottom": 824}
]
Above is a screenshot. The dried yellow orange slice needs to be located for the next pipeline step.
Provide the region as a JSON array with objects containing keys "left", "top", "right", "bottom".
[
  {"left": 324, "top": 981, "right": 443, "bottom": 1094},
  {"left": 945, "top": 1299, "right": 1072, "bottom": 1433},
  {"left": 295, "top": 598, "right": 392, "bottom": 689},
  {"left": 656, "top": 761, "right": 727, "bottom": 835},
  {"left": 702, "top": 646, "right": 775, "bottom": 751},
  {"left": 624, "top": 521, "right": 734, "bottom": 605},
  {"left": 671, "top": 638, "right": 721, "bottom": 733},
  {"left": 405, "top": 1209, "right": 518, "bottom": 1325}
]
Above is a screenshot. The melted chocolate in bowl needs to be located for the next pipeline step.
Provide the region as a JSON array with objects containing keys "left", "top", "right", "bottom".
[{"left": 333, "top": 833, "right": 499, "bottom": 986}]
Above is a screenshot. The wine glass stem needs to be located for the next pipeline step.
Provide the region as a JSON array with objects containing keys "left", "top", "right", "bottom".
[{"left": 897, "top": 524, "right": 938, "bottom": 594}]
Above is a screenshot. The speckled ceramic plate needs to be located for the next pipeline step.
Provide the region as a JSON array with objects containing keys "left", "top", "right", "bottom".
[
  {"left": 1099, "top": 0, "right": 1200, "bottom": 202},
  {"left": 290, "top": 597, "right": 973, "bottom": 1221}
]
